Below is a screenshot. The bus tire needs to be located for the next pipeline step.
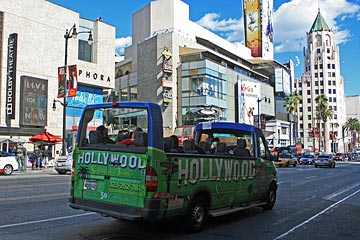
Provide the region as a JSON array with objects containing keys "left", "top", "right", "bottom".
[
  {"left": 184, "top": 196, "right": 208, "bottom": 233},
  {"left": 262, "top": 183, "right": 276, "bottom": 210}
]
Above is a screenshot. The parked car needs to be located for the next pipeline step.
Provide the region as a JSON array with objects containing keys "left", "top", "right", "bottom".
[
  {"left": 315, "top": 154, "right": 336, "bottom": 168},
  {"left": 0, "top": 151, "right": 19, "bottom": 175},
  {"left": 54, "top": 155, "right": 72, "bottom": 174},
  {"left": 274, "top": 153, "right": 298, "bottom": 167},
  {"left": 299, "top": 153, "right": 315, "bottom": 165},
  {"left": 334, "top": 153, "right": 348, "bottom": 161}
]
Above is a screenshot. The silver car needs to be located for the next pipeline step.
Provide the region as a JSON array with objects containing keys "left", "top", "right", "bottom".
[
  {"left": 315, "top": 154, "right": 336, "bottom": 168},
  {"left": 54, "top": 155, "right": 72, "bottom": 174},
  {"left": 299, "top": 153, "right": 315, "bottom": 165}
]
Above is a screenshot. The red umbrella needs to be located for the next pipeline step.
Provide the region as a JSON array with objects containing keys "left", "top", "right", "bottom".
[{"left": 29, "top": 131, "right": 62, "bottom": 143}]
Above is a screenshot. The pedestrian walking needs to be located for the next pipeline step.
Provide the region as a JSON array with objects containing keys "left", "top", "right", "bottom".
[
  {"left": 14, "top": 142, "right": 27, "bottom": 171},
  {"left": 42, "top": 145, "right": 51, "bottom": 169},
  {"left": 34, "top": 146, "right": 43, "bottom": 169}
]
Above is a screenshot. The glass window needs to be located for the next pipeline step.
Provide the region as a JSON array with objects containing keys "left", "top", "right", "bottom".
[
  {"left": 78, "top": 40, "right": 93, "bottom": 62},
  {"left": 182, "top": 62, "right": 189, "bottom": 70},
  {"left": 120, "top": 88, "right": 128, "bottom": 101},
  {"left": 130, "top": 86, "right": 137, "bottom": 100}
]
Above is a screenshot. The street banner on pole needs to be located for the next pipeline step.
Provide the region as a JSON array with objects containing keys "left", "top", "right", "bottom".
[
  {"left": 57, "top": 66, "right": 66, "bottom": 98},
  {"left": 67, "top": 65, "right": 78, "bottom": 97}
]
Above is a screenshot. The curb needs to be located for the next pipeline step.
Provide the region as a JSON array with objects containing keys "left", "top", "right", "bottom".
[{"left": 14, "top": 167, "right": 57, "bottom": 175}]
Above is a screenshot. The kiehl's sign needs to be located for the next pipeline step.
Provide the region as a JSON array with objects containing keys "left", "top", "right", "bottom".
[{"left": 6, "top": 33, "right": 18, "bottom": 119}]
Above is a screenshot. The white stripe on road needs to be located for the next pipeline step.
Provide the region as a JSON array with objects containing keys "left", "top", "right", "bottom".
[
  {"left": 324, "top": 182, "right": 360, "bottom": 200},
  {"left": 273, "top": 188, "right": 360, "bottom": 240},
  {"left": 0, "top": 212, "right": 96, "bottom": 229},
  {"left": 305, "top": 176, "right": 316, "bottom": 179}
]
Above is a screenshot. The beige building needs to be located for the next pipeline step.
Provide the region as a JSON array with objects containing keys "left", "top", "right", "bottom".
[
  {"left": 295, "top": 10, "right": 347, "bottom": 152},
  {"left": 0, "top": 0, "right": 115, "bottom": 153}
]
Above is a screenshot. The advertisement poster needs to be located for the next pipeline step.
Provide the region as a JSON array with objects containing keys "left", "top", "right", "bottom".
[
  {"left": 20, "top": 76, "right": 48, "bottom": 127},
  {"left": 238, "top": 81, "right": 260, "bottom": 125},
  {"left": 67, "top": 65, "right": 78, "bottom": 97},
  {"left": 243, "top": 0, "right": 262, "bottom": 57},
  {"left": 57, "top": 66, "right": 66, "bottom": 98}
]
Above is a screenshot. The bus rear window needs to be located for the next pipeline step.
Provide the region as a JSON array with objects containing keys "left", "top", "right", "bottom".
[{"left": 78, "top": 106, "right": 149, "bottom": 149}]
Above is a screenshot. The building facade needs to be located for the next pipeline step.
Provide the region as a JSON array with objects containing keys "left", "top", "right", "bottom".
[
  {"left": 0, "top": 0, "right": 115, "bottom": 153},
  {"left": 115, "top": 0, "right": 283, "bottom": 137},
  {"left": 295, "top": 10, "right": 347, "bottom": 153}
]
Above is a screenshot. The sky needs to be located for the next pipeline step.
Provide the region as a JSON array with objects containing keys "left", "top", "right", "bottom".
[{"left": 49, "top": 0, "right": 360, "bottom": 96}]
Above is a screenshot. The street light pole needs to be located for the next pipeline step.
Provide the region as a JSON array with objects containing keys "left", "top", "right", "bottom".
[
  {"left": 257, "top": 97, "right": 270, "bottom": 128},
  {"left": 54, "top": 24, "right": 93, "bottom": 156}
]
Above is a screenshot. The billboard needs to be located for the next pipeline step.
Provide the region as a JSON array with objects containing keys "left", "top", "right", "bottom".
[
  {"left": 243, "top": 0, "right": 262, "bottom": 57},
  {"left": 275, "top": 68, "right": 291, "bottom": 95},
  {"left": 20, "top": 76, "right": 48, "bottom": 127},
  {"left": 238, "top": 80, "right": 260, "bottom": 125},
  {"left": 261, "top": 0, "right": 274, "bottom": 60}
]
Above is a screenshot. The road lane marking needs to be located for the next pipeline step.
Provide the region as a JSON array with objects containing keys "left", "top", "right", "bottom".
[
  {"left": 0, "top": 192, "right": 68, "bottom": 201},
  {"left": 305, "top": 176, "right": 316, "bottom": 179},
  {"left": 0, "top": 182, "right": 68, "bottom": 189},
  {"left": 0, "top": 213, "right": 96, "bottom": 229},
  {"left": 324, "top": 182, "right": 360, "bottom": 200},
  {"left": 273, "top": 188, "right": 360, "bottom": 240}
]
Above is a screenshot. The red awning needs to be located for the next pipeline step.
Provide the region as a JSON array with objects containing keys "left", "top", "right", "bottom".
[{"left": 29, "top": 131, "right": 62, "bottom": 143}]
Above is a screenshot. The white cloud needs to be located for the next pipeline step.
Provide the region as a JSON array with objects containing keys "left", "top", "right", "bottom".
[
  {"left": 196, "top": 13, "right": 243, "bottom": 32},
  {"left": 196, "top": 13, "right": 244, "bottom": 42},
  {"left": 115, "top": 36, "right": 132, "bottom": 56},
  {"left": 195, "top": 0, "right": 360, "bottom": 53}
]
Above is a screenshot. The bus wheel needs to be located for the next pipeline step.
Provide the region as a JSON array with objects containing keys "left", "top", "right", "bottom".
[
  {"left": 184, "top": 196, "right": 207, "bottom": 233},
  {"left": 262, "top": 183, "right": 276, "bottom": 210}
]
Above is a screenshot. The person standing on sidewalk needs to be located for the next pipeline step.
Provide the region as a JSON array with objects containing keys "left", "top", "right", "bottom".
[
  {"left": 34, "top": 146, "right": 42, "bottom": 169},
  {"left": 14, "top": 142, "right": 27, "bottom": 171},
  {"left": 42, "top": 145, "right": 51, "bottom": 169}
]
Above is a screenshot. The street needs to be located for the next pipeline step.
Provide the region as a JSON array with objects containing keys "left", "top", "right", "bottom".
[{"left": 0, "top": 162, "right": 359, "bottom": 240}]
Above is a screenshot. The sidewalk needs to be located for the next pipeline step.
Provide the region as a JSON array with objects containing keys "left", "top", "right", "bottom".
[{"left": 14, "top": 166, "right": 57, "bottom": 175}]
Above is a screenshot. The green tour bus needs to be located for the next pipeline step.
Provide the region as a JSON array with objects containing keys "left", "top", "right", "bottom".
[{"left": 69, "top": 101, "right": 277, "bottom": 232}]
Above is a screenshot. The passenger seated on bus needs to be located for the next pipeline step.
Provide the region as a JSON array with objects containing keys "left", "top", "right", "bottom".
[
  {"left": 89, "top": 130, "right": 103, "bottom": 144},
  {"left": 117, "top": 127, "right": 142, "bottom": 145},
  {"left": 96, "top": 125, "right": 115, "bottom": 144},
  {"left": 183, "top": 139, "right": 204, "bottom": 153},
  {"left": 209, "top": 137, "right": 220, "bottom": 153},
  {"left": 134, "top": 131, "right": 148, "bottom": 147},
  {"left": 169, "top": 135, "right": 184, "bottom": 153},
  {"left": 199, "top": 141, "right": 210, "bottom": 153},
  {"left": 233, "top": 139, "right": 251, "bottom": 157},
  {"left": 215, "top": 142, "right": 227, "bottom": 154},
  {"left": 116, "top": 129, "right": 130, "bottom": 142}
]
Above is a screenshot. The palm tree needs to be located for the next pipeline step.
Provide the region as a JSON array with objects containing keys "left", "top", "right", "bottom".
[
  {"left": 315, "top": 94, "right": 332, "bottom": 152},
  {"left": 343, "top": 118, "right": 360, "bottom": 151},
  {"left": 283, "top": 92, "right": 302, "bottom": 145}
]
